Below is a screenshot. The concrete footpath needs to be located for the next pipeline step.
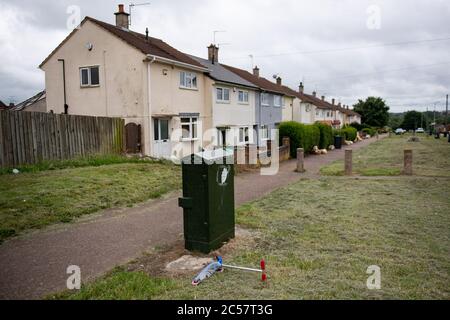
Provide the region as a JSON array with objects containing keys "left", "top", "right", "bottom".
[{"left": 0, "top": 136, "right": 384, "bottom": 299}]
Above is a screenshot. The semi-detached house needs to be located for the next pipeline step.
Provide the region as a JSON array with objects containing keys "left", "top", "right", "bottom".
[
  {"left": 189, "top": 46, "right": 258, "bottom": 148},
  {"left": 40, "top": 5, "right": 211, "bottom": 159}
]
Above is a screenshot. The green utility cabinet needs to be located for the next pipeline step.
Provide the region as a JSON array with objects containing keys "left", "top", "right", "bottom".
[{"left": 178, "top": 150, "right": 235, "bottom": 254}]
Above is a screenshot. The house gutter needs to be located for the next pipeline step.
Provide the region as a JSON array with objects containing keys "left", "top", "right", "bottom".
[{"left": 145, "top": 54, "right": 209, "bottom": 72}]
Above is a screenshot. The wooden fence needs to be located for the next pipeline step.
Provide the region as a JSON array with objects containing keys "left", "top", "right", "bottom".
[{"left": 0, "top": 110, "right": 125, "bottom": 168}]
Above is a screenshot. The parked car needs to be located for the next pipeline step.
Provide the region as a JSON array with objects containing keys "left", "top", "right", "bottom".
[
  {"left": 416, "top": 128, "right": 425, "bottom": 133},
  {"left": 395, "top": 128, "right": 405, "bottom": 135}
]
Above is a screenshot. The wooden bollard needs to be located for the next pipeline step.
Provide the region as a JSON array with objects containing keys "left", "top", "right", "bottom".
[
  {"left": 296, "top": 148, "right": 305, "bottom": 173},
  {"left": 344, "top": 149, "right": 352, "bottom": 175},
  {"left": 403, "top": 150, "right": 413, "bottom": 175},
  {"left": 248, "top": 144, "right": 258, "bottom": 165}
]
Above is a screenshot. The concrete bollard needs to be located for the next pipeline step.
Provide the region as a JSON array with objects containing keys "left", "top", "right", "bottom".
[
  {"left": 344, "top": 149, "right": 353, "bottom": 175},
  {"left": 296, "top": 148, "right": 305, "bottom": 173},
  {"left": 403, "top": 149, "right": 413, "bottom": 175}
]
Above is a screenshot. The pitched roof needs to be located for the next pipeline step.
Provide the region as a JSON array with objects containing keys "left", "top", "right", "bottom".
[
  {"left": 222, "top": 65, "right": 295, "bottom": 97},
  {"left": 0, "top": 100, "right": 7, "bottom": 110},
  {"left": 188, "top": 56, "right": 258, "bottom": 89},
  {"left": 11, "top": 90, "right": 46, "bottom": 111},
  {"left": 40, "top": 17, "right": 204, "bottom": 70}
]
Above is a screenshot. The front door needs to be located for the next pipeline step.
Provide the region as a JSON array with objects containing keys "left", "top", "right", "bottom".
[{"left": 153, "top": 118, "right": 171, "bottom": 159}]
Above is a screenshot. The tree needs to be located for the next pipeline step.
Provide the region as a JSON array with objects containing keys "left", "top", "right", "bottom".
[
  {"left": 388, "top": 113, "right": 404, "bottom": 130},
  {"left": 401, "top": 111, "right": 427, "bottom": 130},
  {"left": 353, "top": 97, "right": 390, "bottom": 127}
]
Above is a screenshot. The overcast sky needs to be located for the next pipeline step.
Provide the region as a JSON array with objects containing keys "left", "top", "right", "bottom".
[{"left": 0, "top": 0, "right": 449, "bottom": 112}]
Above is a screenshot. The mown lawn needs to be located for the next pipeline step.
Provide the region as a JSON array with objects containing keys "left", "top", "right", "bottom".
[
  {"left": 52, "top": 134, "right": 450, "bottom": 300},
  {"left": 0, "top": 160, "right": 181, "bottom": 242},
  {"left": 320, "top": 134, "right": 450, "bottom": 176}
]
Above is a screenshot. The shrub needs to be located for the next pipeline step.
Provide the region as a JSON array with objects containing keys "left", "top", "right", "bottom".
[
  {"left": 334, "top": 126, "right": 358, "bottom": 141},
  {"left": 279, "top": 122, "right": 320, "bottom": 156},
  {"left": 315, "top": 122, "right": 333, "bottom": 149},
  {"left": 362, "top": 128, "right": 376, "bottom": 136}
]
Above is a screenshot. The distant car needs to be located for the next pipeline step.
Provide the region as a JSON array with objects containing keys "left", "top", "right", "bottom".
[
  {"left": 416, "top": 128, "right": 425, "bottom": 133},
  {"left": 395, "top": 128, "right": 405, "bottom": 135}
]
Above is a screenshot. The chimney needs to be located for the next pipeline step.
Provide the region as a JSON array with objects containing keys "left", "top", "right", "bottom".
[
  {"left": 347, "top": 105, "right": 349, "bottom": 110},
  {"left": 312, "top": 91, "right": 317, "bottom": 97},
  {"left": 276, "top": 77, "right": 282, "bottom": 86},
  {"left": 299, "top": 82, "right": 304, "bottom": 93},
  {"left": 332, "top": 98, "right": 335, "bottom": 105},
  {"left": 208, "top": 44, "right": 219, "bottom": 64},
  {"left": 145, "top": 27, "right": 149, "bottom": 41},
  {"left": 321, "top": 95, "right": 325, "bottom": 101},
  {"left": 115, "top": 4, "right": 130, "bottom": 29},
  {"left": 253, "top": 66, "right": 260, "bottom": 77},
  {"left": 338, "top": 102, "right": 342, "bottom": 107}
]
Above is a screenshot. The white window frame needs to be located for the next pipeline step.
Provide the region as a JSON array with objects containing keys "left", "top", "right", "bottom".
[
  {"left": 238, "top": 127, "right": 249, "bottom": 144},
  {"left": 274, "top": 95, "right": 282, "bottom": 107},
  {"left": 261, "top": 125, "right": 269, "bottom": 141},
  {"left": 80, "top": 66, "right": 100, "bottom": 87},
  {"left": 261, "top": 93, "right": 270, "bottom": 106},
  {"left": 216, "top": 87, "right": 230, "bottom": 103},
  {"left": 179, "top": 71, "right": 198, "bottom": 89},
  {"left": 238, "top": 90, "right": 249, "bottom": 104},
  {"left": 180, "top": 117, "right": 198, "bottom": 141}
]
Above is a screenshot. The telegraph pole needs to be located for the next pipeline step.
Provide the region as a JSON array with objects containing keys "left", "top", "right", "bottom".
[{"left": 446, "top": 94, "right": 448, "bottom": 127}]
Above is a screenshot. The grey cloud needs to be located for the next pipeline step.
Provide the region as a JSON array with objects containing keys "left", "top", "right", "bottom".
[{"left": 0, "top": 0, "right": 449, "bottom": 112}]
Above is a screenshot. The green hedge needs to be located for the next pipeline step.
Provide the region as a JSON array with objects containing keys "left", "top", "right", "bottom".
[
  {"left": 362, "top": 128, "right": 376, "bottom": 136},
  {"left": 279, "top": 122, "right": 320, "bottom": 156},
  {"left": 334, "top": 126, "right": 358, "bottom": 141},
  {"left": 315, "top": 123, "right": 333, "bottom": 149}
]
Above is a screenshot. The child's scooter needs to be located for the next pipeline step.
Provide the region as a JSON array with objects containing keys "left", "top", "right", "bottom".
[{"left": 192, "top": 256, "right": 266, "bottom": 286}]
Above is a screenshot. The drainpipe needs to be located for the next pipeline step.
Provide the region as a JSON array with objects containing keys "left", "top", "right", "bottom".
[
  {"left": 58, "top": 59, "right": 68, "bottom": 114},
  {"left": 147, "top": 56, "right": 156, "bottom": 156}
]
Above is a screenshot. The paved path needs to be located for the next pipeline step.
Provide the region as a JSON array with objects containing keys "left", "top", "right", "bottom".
[{"left": 0, "top": 136, "right": 384, "bottom": 299}]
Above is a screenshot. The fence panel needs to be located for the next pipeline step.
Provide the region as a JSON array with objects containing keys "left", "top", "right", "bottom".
[{"left": 0, "top": 111, "right": 125, "bottom": 168}]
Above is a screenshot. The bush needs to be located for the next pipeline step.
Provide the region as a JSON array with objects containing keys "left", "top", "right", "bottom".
[
  {"left": 315, "top": 122, "right": 333, "bottom": 149},
  {"left": 362, "top": 128, "right": 376, "bottom": 136},
  {"left": 334, "top": 126, "right": 357, "bottom": 141},
  {"left": 279, "top": 122, "right": 320, "bottom": 156}
]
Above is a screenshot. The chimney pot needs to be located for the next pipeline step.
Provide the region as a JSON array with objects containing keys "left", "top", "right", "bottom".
[
  {"left": 321, "top": 95, "right": 325, "bottom": 101},
  {"left": 312, "top": 91, "right": 316, "bottom": 97},
  {"left": 253, "top": 66, "right": 260, "bottom": 77},
  {"left": 115, "top": 4, "right": 130, "bottom": 29},
  {"left": 299, "top": 82, "right": 304, "bottom": 93},
  {"left": 332, "top": 98, "right": 335, "bottom": 105},
  {"left": 276, "top": 77, "right": 282, "bottom": 86}
]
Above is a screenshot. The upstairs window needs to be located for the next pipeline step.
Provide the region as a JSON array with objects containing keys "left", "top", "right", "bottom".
[
  {"left": 180, "top": 71, "right": 197, "bottom": 89},
  {"left": 274, "top": 95, "right": 282, "bottom": 107},
  {"left": 238, "top": 90, "right": 249, "bottom": 103},
  {"left": 80, "top": 66, "right": 100, "bottom": 87},
  {"left": 261, "top": 93, "right": 270, "bottom": 106},
  {"left": 216, "top": 87, "right": 230, "bottom": 102}
]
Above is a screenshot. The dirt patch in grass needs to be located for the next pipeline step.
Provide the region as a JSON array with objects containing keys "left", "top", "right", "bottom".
[
  {"left": 321, "top": 134, "right": 450, "bottom": 177},
  {"left": 0, "top": 162, "right": 181, "bottom": 243}
]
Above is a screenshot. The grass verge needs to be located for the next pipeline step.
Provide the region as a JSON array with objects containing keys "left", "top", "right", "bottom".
[
  {"left": 55, "top": 176, "right": 450, "bottom": 300},
  {"left": 0, "top": 160, "right": 180, "bottom": 243},
  {"left": 320, "top": 134, "right": 450, "bottom": 176}
]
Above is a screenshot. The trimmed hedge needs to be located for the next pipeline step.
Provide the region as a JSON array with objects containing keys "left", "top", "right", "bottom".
[
  {"left": 334, "top": 126, "right": 358, "bottom": 141},
  {"left": 279, "top": 122, "right": 320, "bottom": 156},
  {"left": 315, "top": 122, "right": 333, "bottom": 149},
  {"left": 362, "top": 128, "right": 376, "bottom": 136}
]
